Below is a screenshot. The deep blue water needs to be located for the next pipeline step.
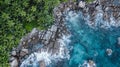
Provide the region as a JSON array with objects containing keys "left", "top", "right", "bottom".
[{"left": 65, "top": 11, "right": 120, "bottom": 67}]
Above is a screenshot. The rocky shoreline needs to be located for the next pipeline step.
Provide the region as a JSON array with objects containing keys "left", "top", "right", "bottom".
[{"left": 10, "top": 0, "right": 120, "bottom": 67}]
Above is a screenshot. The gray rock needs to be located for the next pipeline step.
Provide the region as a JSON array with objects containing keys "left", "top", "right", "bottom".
[
  {"left": 51, "top": 32, "right": 56, "bottom": 39},
  {"left": 106, "top": 48, "right": 112, "bottom": 56},
  {"left": 30, "top": 28, "right": 39, "bottom": 36},
  {"left": 47, "top": 42, "right": 54, "bottom": 48},
  {"left": 54, "top": 41, "right": 60, "bottom": 49},
  {"left": 11, "top": 51, "right": 17, "bottom": 56},
  {"left": 50, "top": 25, "right": 58, "bottom": 32},
  {"left": 39, "top": 61, "right": 46, "bottom": 67},
  {"left": 20, "top": 49, "right": 28, "bottom": 57},
  {"left": 78, "top": 1, "right": 85, "bottom": 8},
  {"left": 43, "top": 31, "right": 52, "bottom": 40},
  {"left": 10, "top": 57, "right": 18, "bottom": 67},
  {"left": 44, "top": 40, "right": 49, "bottom": 45},
  {"left": 28, "top": 38, "right": 31, "bottom": 43}
]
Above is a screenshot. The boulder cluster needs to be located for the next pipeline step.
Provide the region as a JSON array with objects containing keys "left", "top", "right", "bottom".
[
  {"left": 84, "top": 0, "right": 120, "bottom": 28},
  {"left": 10, "top": 0, "right": 120, "bottom": 67}
]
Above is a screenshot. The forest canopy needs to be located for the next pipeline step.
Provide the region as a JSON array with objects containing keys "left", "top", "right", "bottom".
[{"left": 0, "top": 0, "right": 93, "bottom": 66}]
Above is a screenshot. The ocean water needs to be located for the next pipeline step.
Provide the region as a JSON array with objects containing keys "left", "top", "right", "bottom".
[
  {"left": 65, "top": 11, "right": 120, "bottom": 67},
  {"left": 21, "top": 11, "right": 120, "bottom": 67}
]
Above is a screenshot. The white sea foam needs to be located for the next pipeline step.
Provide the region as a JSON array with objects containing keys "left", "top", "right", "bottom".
[
  {"left": 65, "top": 9, "right": 120, "bottom": 29},
  {"left": 83, "top": 12, "right": 113, "bottom": 29},
  {"left": 20, "top": 35, "right": 71, "bottom": 67},
  {"left": 65, "top": 11, "right": 80, "bottom": 22},
  {"left": 78, "top": 60, "right": 96, "bottom": 67},
  {"left": 87, "top": 12, "right": 120, "bottom": 29}
]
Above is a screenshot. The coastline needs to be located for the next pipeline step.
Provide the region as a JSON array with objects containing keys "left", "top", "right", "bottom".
[{"left": 9, "top": 0, "right": 120, "bottom": 67}]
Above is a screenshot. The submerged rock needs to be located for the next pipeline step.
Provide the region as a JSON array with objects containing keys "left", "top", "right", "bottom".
[
  {"left": 88, "top": 60, "right": 96, "bottom": 67},
  {"left": 82, "top": 60, "right": 96, "bottom": 67},
  {"left": 106, "top": 48, "right": 113, "bottom": 56},
  {"left": 39, "top": 61, "right": 46, "bottom": 67},
  {"left": 117, "top": 37, "right": 120, "bottom": 45}
]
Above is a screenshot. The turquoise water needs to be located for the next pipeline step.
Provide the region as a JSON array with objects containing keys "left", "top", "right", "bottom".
[
  {"left": 65, "top": 11, "right": 120, "bottom": 67},
  {"left": 21, "top": 11, "right": 120, "bottom": 67}
]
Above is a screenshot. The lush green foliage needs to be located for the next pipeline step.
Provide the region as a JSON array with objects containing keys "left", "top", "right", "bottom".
[
  {"left": 86, "top": 0, "right": 95, "bottom": 3},
  {"left": 0, "top": 0, "right": 94, "bottom": 66},
  {"left": 0, "top": 0, "right": 68, "bottom": 66}
]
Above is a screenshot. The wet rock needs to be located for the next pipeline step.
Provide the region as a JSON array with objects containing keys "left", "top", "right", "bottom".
[
  {"left": 88, "top": 60, "right": 96, "bottom": 67},
  {"left": 47, "top": 42, "right": 54, "bottom": 48},
  {"left": 106, "top": 48, "right": 113, "bottom": 56},
  {"left": 39, "top": 60, "right": 46, "bottom": 67},
  {"left": 51, "top": 32, "right": 56, "bottom": 39},
  {"left": 82, "top": 60, "right": 96, "bottom": 67},
  {"left": 54, "top": 41, "right": 60, "bottom": 49},
  {"left": 20, "top": 48, "right": 28, "bottom": 57},
  {"left": 78, "top": 1, "right": 85, "bottom": 8},
  {"left": 10, "top": 57, "right": 18, "bottom": 67},
  {"left": 52, "top": 48, "right": 59, "bottom": 55}
]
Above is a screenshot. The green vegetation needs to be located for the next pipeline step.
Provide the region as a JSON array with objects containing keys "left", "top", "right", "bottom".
[
  {"left": 0, "top": 0, "right": 68, "bottom": 66},
  {"left": 0, "top": 0, "right": 94, "bottom": 66},
  {"left": 86, "top": 0, "right": 95, "bottom": 3}
]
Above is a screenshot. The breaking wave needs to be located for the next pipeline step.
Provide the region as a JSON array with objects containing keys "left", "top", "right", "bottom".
[
  {"left": 20, "top": 6, "right": 120, "bottom": 67},
  {"left": 20, "top": 35, "right": 71, "bottom": 67},
  {"left": 65, "top": 11, "right": 120, "bottom": 67}
]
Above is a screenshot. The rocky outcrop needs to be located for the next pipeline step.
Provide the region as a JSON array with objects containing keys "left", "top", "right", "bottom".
[
  {"left": 84, "top": 0, "right": 120, "bottom": 28},
  {"left": 10, "top": 1, "right": 73, "bottom": 66},
  {"left": 10, "top": 0, "right": 120, "bottom": 67},
  {"left": 55, "top": 0, "right": 120, "bottom": 28},
  {"left": 10, "top": 24, "right": 69, "bottom": 66}
]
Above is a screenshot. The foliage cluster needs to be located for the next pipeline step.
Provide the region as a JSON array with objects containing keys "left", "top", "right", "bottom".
[
  {"left": 86, "top": 0, "right": 94, "bottom": 3},
  {"left": 0, "top": 0, "right": 94, "bottom": 66},
  {"left": 0, "top": 0, "right": 68, "bottom": 66}
]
